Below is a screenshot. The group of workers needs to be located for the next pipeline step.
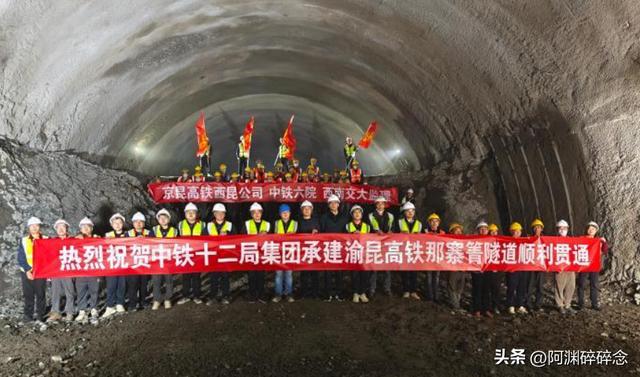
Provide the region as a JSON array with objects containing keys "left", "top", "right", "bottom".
[
  {"left": 172, "top": 137, "right": 366, "bottom": 185},
  {"left": 18, "top": 188, "right": 608, "bottom": 325}
]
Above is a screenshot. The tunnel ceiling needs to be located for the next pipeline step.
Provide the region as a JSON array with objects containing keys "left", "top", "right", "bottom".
[
  {"left": 1, "top": 1, "right": 640, "bottom": 226},
  {"left": 0, "top": 0, "right": 633, "bottom": 176}
]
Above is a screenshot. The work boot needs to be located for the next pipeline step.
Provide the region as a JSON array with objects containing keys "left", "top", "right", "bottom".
[
  {"left": 507, "top": 306, "right": 515, "bottom": 315},
  {"left": 221, "top": 298, "right": 230, "bottom": 305},
  {"left": 272, "top": 296, "right": 282, "bottom": 303},
  {"left": 101, "top": 307, "right": 116, "bottom": 318},
  {"left": 516, "top": 306, "right": 528, "bottom": 314},
  {"left": 352, "top": 294, "right": 360, "bottom": 303},
  {"left": 484, "top": 311, "right": 494, "bottom": 318},
  {"left": 410, "top": 293, "right": 421, "bottom": 301},
  {"left": 359, "top": 294, "right": 369, "bottom": 303},
  {"left": 47, "top": 312, "right": 62, "bottom": 323},
  {"left": 116, "top": 304, "right": 125, "bottom": 313},
  {"left": 164, "top": 300, "right": 172, "bottom": 309},
  {"left": 90, "top": 308, "right": 99, "bottom": 318},
  {"left": 402, "top": 292, "right": 410, "bottom": 299},
  {"left": 151, "top": 301, "right": 161, "bottom": 311},
  {"left": 193, "top": 298, "right": 203, "bottom": 305},
  {"left": 286, "top": 296, "right": 295, "bottom": 303},
  {"left": 177, "top": 297, "right": 191, "bottom": 305},
  {"left": 75, "top": 310, "right": 87, "bottom": 323}
]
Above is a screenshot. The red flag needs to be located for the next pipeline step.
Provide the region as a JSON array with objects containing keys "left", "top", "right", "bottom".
[
  {"left": 281, "top": 115, "right": 296, "bottom": 159},
  {"left": 242, "top": 116, "right": 255, "bottom": 152},
  {"left": 358, "top": 121, "right": 378, "bottom": 149},
  {"left": 195, "top": 112, "right": 209, "bottom": 157}
]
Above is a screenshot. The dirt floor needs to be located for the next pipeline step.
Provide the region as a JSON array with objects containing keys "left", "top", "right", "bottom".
[{"left": 0, "top": 288, "right": 638, "bottom": 377}]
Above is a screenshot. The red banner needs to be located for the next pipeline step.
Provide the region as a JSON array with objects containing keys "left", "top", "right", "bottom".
[
  {"left": 195, "top": 112, "right": 209, "bottom": 157},
  {"left": 32, "top": 234, "right": 601, "bottom": 278},
  {"left": 147, "top": 182, "right": 399, "bottom": 204}
]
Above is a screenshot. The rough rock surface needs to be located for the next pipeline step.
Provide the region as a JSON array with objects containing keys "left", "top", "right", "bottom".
[{"left": 0, "top": 139, "right": 153, "bottom": 315}]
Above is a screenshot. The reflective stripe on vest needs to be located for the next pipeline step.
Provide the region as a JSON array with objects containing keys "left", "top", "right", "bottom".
[
  {"left": 245, "top": 220, "right": 269, "bottom": 234},
  {"left": 275, "top": 219, "right": 298, "bottom": 234},
  {"left": 346, "top": 222, "right": 370, "bottom": 233},
  {"left": 22, "top": 236, "right": 34, "bottom": 268},
  {"left": 369, "top": 212, "right": 394, "bottom": 232},
  {"left": 152, "top": 226, "right": 176, "bottom": 238},
  {"left": 399, "top": 219, "right": 422, "bottom": 233},
  {"left": 238, "top": 142, "right": 249, "bottom": 158},
  {"left": 179, "top": 220, "right": 204, "bottom": 236},
  {"left": 278, "top": 144, "right": 289, "bottom": 158},
  {"left": 344, "top": 144, "right": 357, "bottom": 156},
  {"left": 208, "top": 221, "right": 232, "bottom": 236}
]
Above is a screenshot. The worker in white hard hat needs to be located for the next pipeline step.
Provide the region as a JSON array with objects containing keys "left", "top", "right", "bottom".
[
  {"left": 398, "top": 202, "right": 422, "bottom": 300},
  {"left": 400, "top": 188, "right": 415, "bottom": 207},
  {"left": 345, "top": 205, "right": 371, "bottom": 304},
  {"left": 177, "top": 203, "right": 208, "bottom": 305},
  {"left": 320, "top": 194, "right": 349, "bottom": 301},
  {"left": 242, "top": 202, "right": 270, "bottom": 303},
  {"left": 47, "top": 219, "right": 75, "bottom": 323},
  {"left": 125, "top": 212, "right": 151, "bottom": 311},
  {"left": 553, "top": 219, "right": 576, "bottom": 315},
  {"left": 18, "top": 217, "right": 47, "bottom": 322},
  {"left": 102, "top": 213, "right": 128, "bottom": 318},
  {"left": 577, "top": 221, "right": 608, "bottom": 311},
  {"left": 151, "top": 208, "right": 177, "bottom": 311},
  {"left": 207, "top": 203, "right": 234, "bottom": 305},
  {"left": 343, "top": 136, "right": 358, "bottom": 168},
  {"left": 368, "top": 196, "right": 395, "bottom": 297},
  {"left": 75, "top": 217, "right": 100, "bottom": 324},
  {"left": 298, "top": 201, "right": 321, "bottom": 299}
]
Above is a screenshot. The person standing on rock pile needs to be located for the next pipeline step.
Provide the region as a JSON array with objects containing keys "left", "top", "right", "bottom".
[
  {"left": 368, "top": 196, "right": 394, "bottom": 297},
  {"left": 177, "top": 203, "right": 207, "bottom": 305},
  {"left": 470, "top": 222, "right": 492, "bottom": 318},
  {"left": 47, "top": 219, "right": 76, "bottom": 323},
  {"left": 554, "top": 220, "right": 576, "bottom": 315},
  {"left": 17, "top": 217, "right": 47, "bottom": 323},
  {"left": 345, "top": 205, "right": 371, "bottom": 304},
  {"left": 103, "top": 213, "right": 128, "bottom": 318},
  {"left": 151, "top": 209, "right": 177, "bottom": 311},
  {"left": 577, "top": 221, "right": 608, "bottom": 311},
  {"left": 397, "top": 202, "right": 422, "bottom": 300},
  {"left": 126, "top": 212, "right": 151, "bottom": 311},
  {"left": 446, "top": 223, "right": 466, "bottom": 312},
  {"left": 505, "top": 222, "right": 529, "bottom": 315},
  {"left": 424, "top": 213, "right": 445, "bottom": 303},
  {"left": 242, "top": 202, "right": 271, "bottom": 303},
  {"left": 74, "top": 217, "right": 100, "bottom": 324},
  {"left": 272, "top": 204, "right": 297, "bottom": 303},
  {"left": 528, "top": 219, "right": 546, "bottom": 312},
  {"left": 207, "top": 203, "right": 234, "bottom": 306}
]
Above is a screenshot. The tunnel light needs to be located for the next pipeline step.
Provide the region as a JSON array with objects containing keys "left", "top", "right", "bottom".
[
  {"left": 389, "top": 148, "right": 402, "bottom": 157},
  {"left": 133, "top": 144, "right": 145, "bottom": 156}
]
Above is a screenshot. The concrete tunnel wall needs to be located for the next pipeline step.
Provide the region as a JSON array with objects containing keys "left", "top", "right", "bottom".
[{"left": 1, "top": 0, "right": 640, "bottom": 305}]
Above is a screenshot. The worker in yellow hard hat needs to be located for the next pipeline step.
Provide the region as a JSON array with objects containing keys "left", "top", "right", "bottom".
[
  {"left": 487, "top": 223, "right": 499, "bottom": 235},
  {"left": 193, "top": 166, "right": 205, "bottom": 182},
  {"left": 424, "top": 212, "right": 444, "bottom": 303},
  {"left": 321, "top": 172, "right": 331, "bottom": 183},
  {"left": 471, "top": 221, "right": 493, "bottom": 318},
  {"left": 529, "top": 218, "right": 545, "bottom": 311},
  {"left": 218, "top": 163, "right": 229, "bottom": 182},
  {"left": 506, "top": 221, "right": 528, "bottom": 315},
  {"left": 338, "top": 170, "right": 349, "bottom": 184},
  {"left": 229, "top": 172, "right": 240, "bottom": 182},
  {"left": 307, "top": 157, "right": 320, "bottom": 176},
  {"left": 447, "top": 222, "right": 466, "bottom": 311},
  {"left": 213, "top": 171, "right": 223, "bottom": 183},
  {"left": 485, "top": 222, "right": 501, "bottom": 314},
  {"left": 265, "top": 171, "right": 275, "bottom": 183}
]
